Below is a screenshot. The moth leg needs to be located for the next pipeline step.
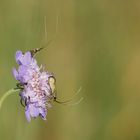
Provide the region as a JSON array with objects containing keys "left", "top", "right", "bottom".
[
  {"left": 53, "top": 91, "right": 57, "bottom": 101},
  {"left": 16, "top": 83, "right": 24, "bottom": 90},
  {"left": 20, "top": 98, "right": 25, "bottom": 107}
]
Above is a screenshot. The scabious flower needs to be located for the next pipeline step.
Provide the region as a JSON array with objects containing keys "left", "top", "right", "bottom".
[{"left": 13, "top": 50, "right": 54, "bottom": 122}]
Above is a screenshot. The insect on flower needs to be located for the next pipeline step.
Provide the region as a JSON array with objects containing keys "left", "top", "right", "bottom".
[
  {"left": 12, "top": 17, "right": 83, "bottom": 122},
  {"left": 13, "top": 47, "right": 82, "bottom": 122},
  {"left": 13, "top": 49, "right": 55, "bottom": 121}
]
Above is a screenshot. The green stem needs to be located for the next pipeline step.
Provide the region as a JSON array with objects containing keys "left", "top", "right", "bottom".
[{"left": 0, "top": 88, "right": 20, "bottom": 110}]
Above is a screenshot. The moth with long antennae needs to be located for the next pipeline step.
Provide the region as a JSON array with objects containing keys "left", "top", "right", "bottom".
[
  {"left": 30, "top": 38, "right": 52, "bottom": 57},
  {"left": 29, "top": 46, "right": 83, "bottom": 106},
  {"left": 48, "top": 75, "right": 83, "bottom": 106}
]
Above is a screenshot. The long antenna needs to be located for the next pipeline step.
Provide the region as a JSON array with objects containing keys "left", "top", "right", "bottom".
[
  {"left": 54, "top": 97, "right": 84, "bottom": 106},
  {"left": 54, "top": 87, "right": 83, "bottom": 106},
  {"left": 30, "top": 15, "right": 59, "bottom": 57},
  {"left": 44, "top": 16, "right": 48, "bottom": 42}
]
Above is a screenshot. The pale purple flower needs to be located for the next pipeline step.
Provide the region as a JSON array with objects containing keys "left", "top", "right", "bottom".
[{"left": 13, "top": 50, "right": 54, "bottom": 122}]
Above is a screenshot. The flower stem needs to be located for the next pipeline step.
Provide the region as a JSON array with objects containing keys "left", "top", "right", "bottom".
[{"left": 0, "top": 88, "right": 20, "bottom": 110}]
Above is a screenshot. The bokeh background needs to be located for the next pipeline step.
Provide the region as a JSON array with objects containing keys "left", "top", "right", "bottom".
[{"left": 0, "top": 0, "right": 140, "bottom": 140}]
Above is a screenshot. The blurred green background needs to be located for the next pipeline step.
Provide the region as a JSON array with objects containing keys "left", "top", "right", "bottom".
[{"left": 0, "top": 0, "right": 140, "bottom": 140}]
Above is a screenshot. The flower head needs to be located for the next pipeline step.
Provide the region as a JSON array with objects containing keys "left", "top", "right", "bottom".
[{"left": 13, "top": 50, "right": 55, "bottom": 122}]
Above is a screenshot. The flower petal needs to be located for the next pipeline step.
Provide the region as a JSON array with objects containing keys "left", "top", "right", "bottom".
[
  {"left": 25, "top": 106, "right": 31, "bottom": 122},
  {"left": 28, "top": 104, "right": 39, "bottom": 118},
  {"left": 12, "top": 68, "right": 19, "bottom": 80},
  {"left": 22, "top": 52, "right": 32, "bottom": 65},
  {"left": 15, "top": 51, "right": 23, "bottom": 65},
  {"left": 39, "top": 108, "right": 47, "bottom": 120},
  {"left": 15, "top": 51, "right": 32, "bottom": 66}
]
